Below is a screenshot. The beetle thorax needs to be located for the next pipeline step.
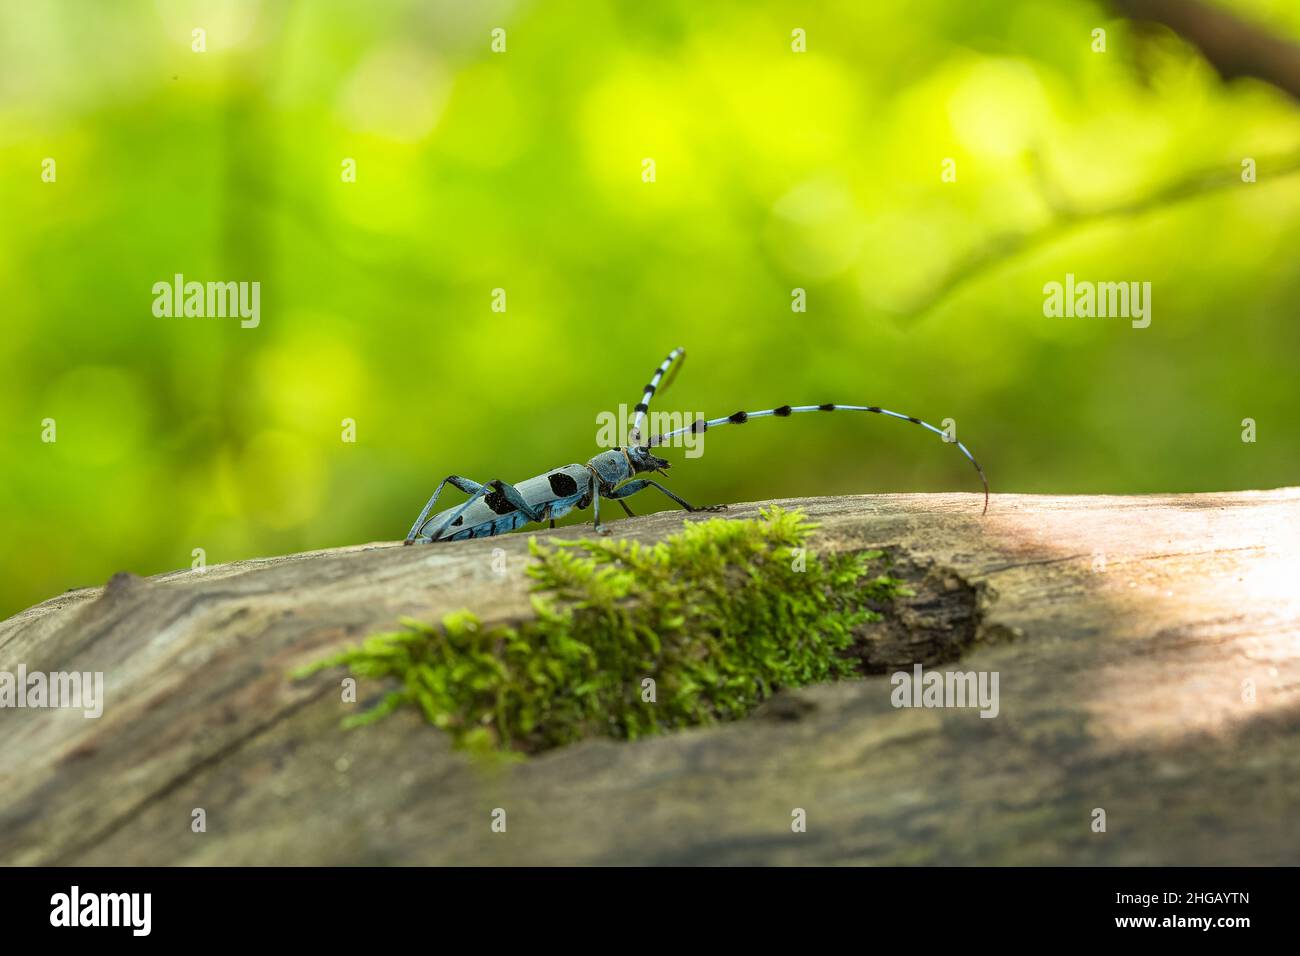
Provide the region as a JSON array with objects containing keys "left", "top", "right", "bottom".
[{"left": 586, "top": 449, "right": 633, "bottom": 487}]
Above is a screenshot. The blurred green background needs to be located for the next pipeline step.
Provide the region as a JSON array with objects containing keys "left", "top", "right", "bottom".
[{"left": 2, "top": 0, "right": 1299, "bottom": 618}]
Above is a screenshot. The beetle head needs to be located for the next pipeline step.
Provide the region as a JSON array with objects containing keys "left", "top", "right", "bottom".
[{"left": 626, "top": 445, "right": 670, "bottom": 474}]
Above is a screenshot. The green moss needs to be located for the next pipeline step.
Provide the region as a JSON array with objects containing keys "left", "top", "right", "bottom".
[{"left": 294, "top": 506, "right": 906, "bottom": 754}]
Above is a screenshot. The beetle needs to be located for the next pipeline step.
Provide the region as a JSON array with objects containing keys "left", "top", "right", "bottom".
[{"left": 403, "top": 347, "right": 988, "bottom": 544}]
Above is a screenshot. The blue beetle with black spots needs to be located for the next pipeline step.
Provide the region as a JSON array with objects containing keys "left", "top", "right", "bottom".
[{"left": 404, "top": 347, "right": 988, "bottom": 544}]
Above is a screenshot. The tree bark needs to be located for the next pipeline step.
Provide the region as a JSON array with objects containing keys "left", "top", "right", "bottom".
[{"left": 2, "top": 489, "right": 1298, "bottom": 865}]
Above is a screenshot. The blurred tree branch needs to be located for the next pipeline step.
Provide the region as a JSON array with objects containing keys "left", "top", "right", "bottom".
[
  {"left": 911, "top": 149, "right": 1300, "bottom": 316},
  {"left": 1111, "top": 0, "right": 1300, "bottom": 102},
  {"left": 910, "top": 1, "right": 1300, "bottom": 316}
]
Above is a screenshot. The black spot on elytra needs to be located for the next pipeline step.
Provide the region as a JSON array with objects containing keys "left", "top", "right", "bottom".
[
  {"left": 548, "top": 472, "right": 579, "bottom": 497},
  {"left": 634, "top": 402, "right": 649, "bottom": 413},
  {"left": 818, "top": 404, "right": 836, "bottom": 411},
  {"left": 484, "top": 486, "right": 514, "bottom": 515},
  {"left": 774, "top": 405, "right": 792, "bottom": 417},
  {"left": 729, "top": 410, "right": 748, "bottom": 424},
  {"left": 451, "top": 515, "right": 464, "bottom": 526}
]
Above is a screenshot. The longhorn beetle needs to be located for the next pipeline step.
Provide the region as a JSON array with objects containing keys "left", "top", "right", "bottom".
[{"left": 404, "top": 347, "right": 989, "bottom": 544}]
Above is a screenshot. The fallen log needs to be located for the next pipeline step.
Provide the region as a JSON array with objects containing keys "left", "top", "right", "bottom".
[{"left": 1, "top": 490, "right": 1297, "bottom": 865}]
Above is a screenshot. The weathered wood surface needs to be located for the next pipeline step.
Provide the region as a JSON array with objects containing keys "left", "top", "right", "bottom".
[{"left": 2, "top": 490, "right": 1298, "bottom": 865}]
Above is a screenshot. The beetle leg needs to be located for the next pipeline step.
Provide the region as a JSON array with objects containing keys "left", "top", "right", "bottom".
[
  {"left": 405, "top": 475, "right": 485, "bottom": 543},
  {"left": 604, "top": 479, "right": 726, "bottom": 514}
]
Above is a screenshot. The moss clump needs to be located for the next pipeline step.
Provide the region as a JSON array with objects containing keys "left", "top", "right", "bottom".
[{"left": 295, "top": 507, "right": 905, "bottom": 754}]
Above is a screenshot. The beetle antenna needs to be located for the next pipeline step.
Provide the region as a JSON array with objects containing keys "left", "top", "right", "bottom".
[
  {"left": 628, "top": 347, "right": 686, "bottom": 446},
  {"left": 646, "top": 403, "right": 990, "bottom": 515}
]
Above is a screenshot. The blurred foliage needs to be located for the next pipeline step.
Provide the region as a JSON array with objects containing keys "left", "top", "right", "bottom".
[{"left": 2, "top": 0, "right": 1300, "bottom": 617}]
